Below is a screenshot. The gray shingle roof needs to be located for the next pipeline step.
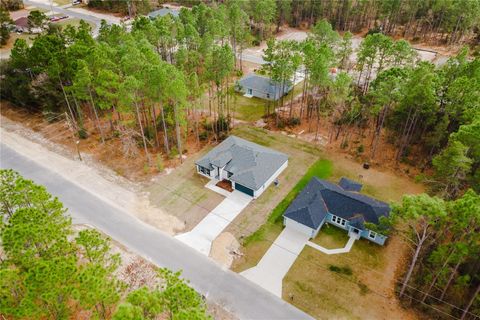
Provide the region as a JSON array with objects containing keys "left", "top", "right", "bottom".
[
  {"left": 195, "top": 136, "right": 288, "bottom": 190},
  {"left": 148, "top": 8, "right": 179, "bottom": 19},
  {"left": 339, "top": 177, "right": 363, "bottom": 192},
  {"left": 237, "top": 74, "right": 291, "bottom": 95},
  {"left": 284, "top": 179, "right": 329, "bottom": 229},
  {"left": 283, "top": 178, "right": 390, "bottom": 229}
]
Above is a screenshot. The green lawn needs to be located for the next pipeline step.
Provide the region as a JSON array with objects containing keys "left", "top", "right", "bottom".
[
  {"left": 242, "top": 158, "right": 332, "bottom": 247},
  {"left": 54, "top": 0, "right": 74, "bottom": 5},
  {"left": 284, "top": 225, "right": 396, "bottom": 319},
  {"left": 233, "top": 81, "right": 304, "bottom": 122},
  {"left": 232, "top": 158, "right": 333, "bottom": 272},
  {"left": 233, "top": 95, "right": 267, "bottom": 122},
  {"left": 55, "top": 18, "right": 95, "bottom": 29}
]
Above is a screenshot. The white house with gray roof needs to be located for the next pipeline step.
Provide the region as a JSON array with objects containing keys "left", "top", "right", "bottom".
[
  {"left": 195, "top": 136, "right": 288, "bottom": 198},
  {"left": 236, "top": 73, "right": 293, "bottom": 101}
]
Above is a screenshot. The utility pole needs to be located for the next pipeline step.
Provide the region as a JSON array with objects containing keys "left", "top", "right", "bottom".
[{"left": 65, "top": 112, "right": 83, "bottom": 161}]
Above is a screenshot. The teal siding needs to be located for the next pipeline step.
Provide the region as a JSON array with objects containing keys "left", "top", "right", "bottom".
[
  {"left": 324, "top": 213, "right": 387, "bottom": 246},
  {"left": 235, "top": 183, "right": 255, "bottom": 196}
]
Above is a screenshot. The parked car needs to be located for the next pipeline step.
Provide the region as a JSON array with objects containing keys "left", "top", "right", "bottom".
[
  {"left": 50, "top": 15, "right": 69, "bottom": 22},
  {"left": 72, "top": 0, "right": 81, "bottom": 4}
]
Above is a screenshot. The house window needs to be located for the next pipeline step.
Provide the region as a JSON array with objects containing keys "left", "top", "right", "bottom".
[
  {"left": 369, "top": 231, "right": 377, "bottom": 239},
  {"left": 199, "top": 166, "right": 210, "bottom": 176},
  {"left": 247, "top": 88, "right": 253, "bottom": 95},
  {"left": 266, "top": 93, "right": 270, "bottom": 98},
  {"left": 331, "top": 216, "right": 346, "bottom": 226}
]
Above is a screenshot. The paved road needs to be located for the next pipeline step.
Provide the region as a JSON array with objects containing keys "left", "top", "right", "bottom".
[
  {"left": 0, "top": 143, "right": 312, "bottom": 320},
  {"left": 23, "top": 0, "right": 109, "bottom": 35}
]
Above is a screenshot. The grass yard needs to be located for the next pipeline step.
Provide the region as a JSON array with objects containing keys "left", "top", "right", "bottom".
[
  {"left": 233, "top": 95, "right": 267, "bottom": 122},
  {"left": 233, "top": 81, "right": 304, "bottom": 122},
  {"left": 229, "top": 127, "right": 330, "bottom": 272},
  {"left": 54, "top": 0, "right": 74, "bottom": 5},
  {"left": 55, "top": 18, "right": 95, "bottom": 29},
  {"left": 145, "top": 147, "right": 224, "bottom": 233},
  {"left": 284, "top": 228, "right": 417, "bottom": 319},
  {"left": 230, "top": 131, "right": 425, "bottom": 318}
]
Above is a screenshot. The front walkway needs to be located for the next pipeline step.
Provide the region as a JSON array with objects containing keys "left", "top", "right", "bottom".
[
  {"left": 306, "top": 235, "right": 356, "bottom": 255},
  {"left": 241, "top": 227, "right": 358, "bottom": 297},
  {"left": 241, "top": 228, "right": 310, "bottom": 297},
  {"left": 176, "top": 190, "right": 252, "bottom": 256}
]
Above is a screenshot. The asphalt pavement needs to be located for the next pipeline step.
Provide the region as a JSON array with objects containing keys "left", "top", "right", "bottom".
[{"left": 0, "top": 143, "right": 312, "bottom": 320}]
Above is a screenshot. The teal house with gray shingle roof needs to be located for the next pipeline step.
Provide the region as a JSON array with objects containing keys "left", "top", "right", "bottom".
[
  {"left": 283, "top": 177, "right": 390, "bottom": 245},
  {"left": 195, "top": 136, "right": 288, "bottom": 198}
]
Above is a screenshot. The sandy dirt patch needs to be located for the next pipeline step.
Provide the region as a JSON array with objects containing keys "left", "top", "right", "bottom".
[
  {"left": 0, "top": 116, "right": 184, "bottom": 235},
  {"left": 210, "top": 232, "right": 241, "bottom": 269}
]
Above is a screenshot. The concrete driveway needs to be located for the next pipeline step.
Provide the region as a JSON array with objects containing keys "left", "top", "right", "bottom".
[
  {"left": 242, "top": 227, "right": 309, "bottom": 297},
  {"left": 176, "top": 190, "right": 252, "bottom": 256}
]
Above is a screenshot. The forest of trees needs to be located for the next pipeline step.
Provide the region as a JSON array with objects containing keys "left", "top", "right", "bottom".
[
  {"left": 176, "top": 0, "right": 480, "bottom": 46},
  {"left": 0, "top": 169, "right": 211, "bottom": 319},
  {"left": 385, "top": 191, "right": 480, "bottom": 320},
  {"left": 1, "top": 2, "right": 250, "bottom": 166},
  {"left": 1, "top": 1, "right": 479, "bottom": 319}
]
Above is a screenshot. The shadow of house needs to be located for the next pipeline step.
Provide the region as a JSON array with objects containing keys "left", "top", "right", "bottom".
[{"left": 236, "top": 73, "right": 292, "bottom": 101}]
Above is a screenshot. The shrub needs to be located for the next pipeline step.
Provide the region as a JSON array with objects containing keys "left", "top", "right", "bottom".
[
  {"left": 78, "top": 128, "right": 88, "bottom": 139},
  {"left": 289, "top": 117, "right": 301, "bottom": 126},
  {"left": 328, "top": 264, "right": 353, "bottom": 276},
  {"left": 199, "top": 131, "right": 208, "bottom": 141},
  {"left": 357, "top": 144, "right": 364, "bottom": 154},
  {"left": 358, "top": 282, "right": 370, "bottom": 295},
  {"left": 340, "top": 141, "right": 348, "bottom": 149}
]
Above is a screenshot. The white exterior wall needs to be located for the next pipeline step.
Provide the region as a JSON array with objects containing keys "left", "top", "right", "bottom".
[
  {"left": 253, "top": 160, "right": 288, "bottom": 199},
  {"left": 284, "top": 217, "right": 316, "bottom": 238}
]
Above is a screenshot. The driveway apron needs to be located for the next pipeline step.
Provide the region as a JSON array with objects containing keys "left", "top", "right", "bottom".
[
  {"left": 176, "top": 190, "right": 252, "bottom": 255},
  {"left": 241, "top": 227, "right": 309, "bottom": 297}
]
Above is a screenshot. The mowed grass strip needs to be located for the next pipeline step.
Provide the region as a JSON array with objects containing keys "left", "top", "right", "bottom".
[{"left": 243, "top": 158, "right": 332, "bottom": 245}]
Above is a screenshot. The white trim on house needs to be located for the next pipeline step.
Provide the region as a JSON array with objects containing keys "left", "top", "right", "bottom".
[
  {"left": 197, "top": 160, "right": 288, "bottom": 199},
  {"left": 252, "top": 160, "right": 288, "bottom": 198},
  {"left": 331, "top": 215, "right": 347, "bottom": 227}
]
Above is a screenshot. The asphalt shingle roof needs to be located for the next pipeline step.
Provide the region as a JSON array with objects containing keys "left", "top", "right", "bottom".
[
  {"left": 339, "top": 177, "right": 363, "bottom": 192},
  {"left": 238, "top": 74, "right": 290, "bottom": 95},
  {"left": 195, "top": 136, "right": 288, "bottom": 190},
  {"left": 283, "top": 177, "right": 390, "bottom": 229},
  {"left": 148, "top": 8, "right": 179, "bottom": 19}
]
